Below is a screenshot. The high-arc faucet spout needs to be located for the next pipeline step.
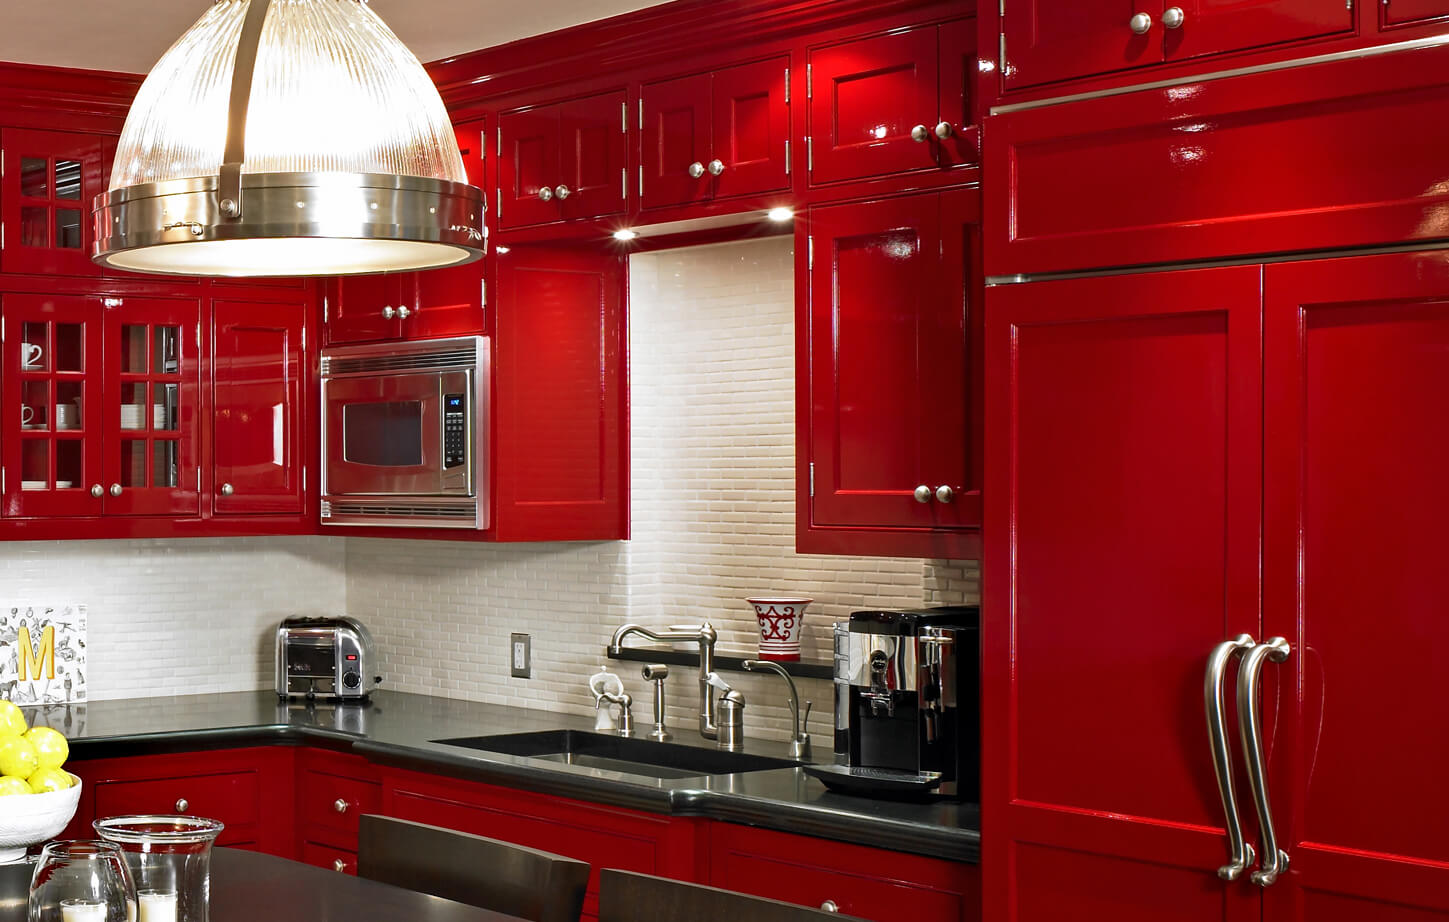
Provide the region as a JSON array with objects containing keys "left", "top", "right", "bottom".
[{"left": 607, "top": 622, "right": 720, "bottom": 740}]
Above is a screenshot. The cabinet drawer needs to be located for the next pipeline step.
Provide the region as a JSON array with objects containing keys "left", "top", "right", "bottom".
[
  {"left": 94, "top": 771, "right": 258, "bottom": 841},
  {"left": 719, "top": 852, "right": 965, "bottom": 920},
  {"left": 301, "top": 770, "right": 380, "bottom": 840},
  {"left": 301, "top": 841, "right": 356, "bottom": 876}
]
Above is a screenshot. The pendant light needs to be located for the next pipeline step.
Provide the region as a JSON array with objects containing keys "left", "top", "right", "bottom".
[{"left": 93, "top": 0, "right": 485, "bottom": 277}]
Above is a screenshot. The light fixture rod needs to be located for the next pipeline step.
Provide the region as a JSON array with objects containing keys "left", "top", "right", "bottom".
[{"left": 219, "top": 0, "right": 272, "bottom": 218}]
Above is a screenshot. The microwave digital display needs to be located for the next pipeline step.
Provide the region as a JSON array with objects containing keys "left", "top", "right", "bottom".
[{"left": 342, "top": 400, "right": 424, "bottom": 467}]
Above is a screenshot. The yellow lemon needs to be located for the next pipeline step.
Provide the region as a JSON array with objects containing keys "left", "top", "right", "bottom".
[
  {"left": 0, "top": 737, "right": 39, "bottom": 780},
  {"left": 24, "top": 727, "right": 67, "bottom": 771},
  {"left": 26, "top": 767, "right": 70, "bottom": 794},
  {"left": 0, "top": 702, "right": 27, "bottom": 739},
  {"left": 0, "top": 776, "right": 29, "bottom": 796}
]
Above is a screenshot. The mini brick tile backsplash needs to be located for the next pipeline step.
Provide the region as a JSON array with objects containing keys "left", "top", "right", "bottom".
[
  {"left": 347, "top": 238, "right": 981, "bottom": 743},
  {"left": 0, "top": 537, "right": 346, "bottom": 700}
]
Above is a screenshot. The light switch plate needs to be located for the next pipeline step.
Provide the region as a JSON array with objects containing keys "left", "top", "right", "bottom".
[{"left": 510, "top": 632, "right": 531, "bottom": 679}]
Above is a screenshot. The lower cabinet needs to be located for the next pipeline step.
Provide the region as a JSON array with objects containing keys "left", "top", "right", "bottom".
[{"left": 295, "top": 748, "right": 380, "bottom": 874}]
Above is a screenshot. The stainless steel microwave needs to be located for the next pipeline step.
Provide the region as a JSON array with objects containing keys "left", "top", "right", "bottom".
[{"left": 320, "top": 336, "right": 488, "bottom": 529}]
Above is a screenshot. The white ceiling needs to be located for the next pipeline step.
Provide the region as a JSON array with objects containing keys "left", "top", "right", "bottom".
[{"left": 0, "top": 0, "right": 663, "bottom": 75}]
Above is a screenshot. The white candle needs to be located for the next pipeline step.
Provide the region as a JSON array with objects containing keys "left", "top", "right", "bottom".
[
  {"left": 60, "top": 900, "right": 108, "bottom": 922},
  {"left": 126, "top": 899, "right": 136, "bottom": 922},
  {"left": 136, "top": 890, "right": 177, "bottom": 922}
]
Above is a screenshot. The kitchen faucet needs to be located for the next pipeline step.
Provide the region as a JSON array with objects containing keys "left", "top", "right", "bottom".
[
  {"left": 607, "top": 622, "right": 725, "bottom": 741},
  {"left": 744, "top": 659, "right": 812, "bottom": 759}
]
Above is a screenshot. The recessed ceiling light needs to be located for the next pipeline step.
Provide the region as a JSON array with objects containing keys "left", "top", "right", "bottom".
[
  {"left": 766, "top": 207, "right": 795, "bottom": 222},
  {"left": 613, "top": 229, "right": 639, "bottom": 241}
]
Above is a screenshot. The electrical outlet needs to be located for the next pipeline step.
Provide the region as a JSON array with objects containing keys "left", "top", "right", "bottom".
[{"left": 510, "top": 632, "right": 531, "bottom": 679}]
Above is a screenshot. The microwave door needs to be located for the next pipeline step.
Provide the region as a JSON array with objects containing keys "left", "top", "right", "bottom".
[{"left": 324, "top": 373, "right": 445, "bottom": 496}]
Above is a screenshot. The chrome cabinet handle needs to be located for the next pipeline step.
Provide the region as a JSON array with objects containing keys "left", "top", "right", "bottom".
[
  {"left": 707, "top": 159, "right": 725, "bottom": 176},
  {"left": 1162, "top": 6, "right": 1185, "bottom": 28},
  {"left": 910, "top": 124, "right": 930, "bottom": 142},
  {"left": 934, "top": 485, "right": 954, "bottom": 503},
  {"left": 90, "top": 484, "right": 104, "bottom": 498},
  {"left": 537, "top": 186, "right": 553, "bottom": 202},
  {"left": 220, "top": 483, "right": 234, "bottom": 496},
  {"left": 1130, "top": 11, "right": 1153, "bottom": 33},
  {"left": 934, "top": 121, "right": 955, "bottom": 140},
  {"left": 333, "top": 798, "right": 350, "bottom": 813},
  {"left": 688, "top": 162, "right": 706, "bottom": 178},
  {"left": 820, "top": 902, "right": 838, "bottom": 913},
  {"left": 333, "top": 858, "right": 347, "bottom": 873},
  {"left": 1205, "top": 634, "right": 1257, "bottom": 880},
  {"left": 381, "top": 306, "right": 396, "bottom": 320},
  {"left": 175, "top": 798, "right": 188, "bottom": 812},
  {"left": 1237, "top": 636, "right": 1292, "bottom": 886},
  {"left": 554, "top": 184, "right": 571, "bottom": 200},
  {"left": 109, "top": 484, "right": 122, "bottom": 497},
  {"left": 396, "top": 305, "right": 411, "bottom": 320},
  {"left": 913, "top": 485, "right": 933, "bottom": 503}
]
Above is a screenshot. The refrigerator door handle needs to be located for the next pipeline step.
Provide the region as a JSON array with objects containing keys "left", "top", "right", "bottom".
[
  {"left": 1236, "top": 636, "right": 1292, "bottom": 887},
  {"left": 1205, "top": 634, "right": 1257, "bottom": 880}
]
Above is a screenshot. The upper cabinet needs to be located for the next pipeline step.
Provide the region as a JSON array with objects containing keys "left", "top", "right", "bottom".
[
  {"left": 808, "top": 22, "right": 974, "bottom": 187},
  {"left": 498, "top": 90, "right": 628, "bottom": 229},
  {"left": 640, "top": 57, "right": 790, "bottom": 210},
  {"left": 1382, "top": 0, "right": 1449, "bottom": 25},
  {"left": 0, "top": 128, "right": 113, "bottom": 277},
  {"left": 1001, "top": 0, "right": 1352, "bottom": 90}
]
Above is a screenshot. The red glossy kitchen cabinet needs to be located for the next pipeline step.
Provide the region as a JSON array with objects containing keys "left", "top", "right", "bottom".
[
  {"left": 801, "top": 188, "right": 979, "bottom": 557},
  {"left": 322, "top": 274, "right": 411, "bottom": 345},
  {"left": 1001, "top": 0, "right": 1350, "bottom": 90},
  {"left": 212, "top": 298, "right": 305, "bottom": 515},
  {"left": 640, "top": 58, "right": 789, "bottom": 210},
  {"left": 411, "top": 119, "right": 487, "bottom": 341},
  {"left": 1259, "top": 251, "right": 1449, "bottom": 920},
  {"left": 382, "top": 769, "right": 703, "bottom": 922},
  {"left": 982, "top": 266, "right": 1264, "bottom": 922},
  {"left": 808, "top": 23, "right": 971, "bottom": 186},
  {"left": 1382, "top": 0, "right": 1449, "bottom": 25},
  {"left": 1, "top": 294, "right": 200, "bottom": 519},
  {"left": 710, "top": 823, "right": 979, "bottom": 921},
  {"left": 492, "top": 245, "right": 627, "bottom": 541},
  {"left": 296, "top": 749, "right": 380, "bottom": 874},
  {"left": 498, "top": 90, "right": 627, "bottom": 229},
  {"left": 0, "top": 128, "right": 112, "bottom": 277}
]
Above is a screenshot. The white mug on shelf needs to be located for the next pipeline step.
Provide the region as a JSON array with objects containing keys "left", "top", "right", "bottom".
[
  {"left": 54, "top": 404, "right": 76, "bottom": 430},
  {"left": 20, "top": 406, "right": 33, "bottom": 427},
  {"left": 21, "top": 342, "right": 42, "bottom": 368}
]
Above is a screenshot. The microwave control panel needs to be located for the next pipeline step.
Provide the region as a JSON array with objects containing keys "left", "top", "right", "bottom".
[{"left": 443, "top": 393, "right": 467, "bottom": 468}]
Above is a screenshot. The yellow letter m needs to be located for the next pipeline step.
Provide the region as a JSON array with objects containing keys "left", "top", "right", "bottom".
[{"left": 17, "top": 624, "right": 55, "bottom": 682}]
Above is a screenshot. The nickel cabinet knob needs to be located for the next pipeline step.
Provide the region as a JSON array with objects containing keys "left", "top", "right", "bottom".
[
  {"left": 1162, "top": 6, "right": 1185, "bottom": 28},
  {"left": 175, "top": 798, "right": 188, "bottom": 812},
  {"left": 537, "top": 186, "right": 553, "bottom": 202},
  {"left": 935, "top": 485, "right": 955, "bottom": 504},
  {"left": 910, "top": 124, "right": 930, "bottom": 142},
  {"left": 689, "top": 161, "right": 706, "bottom": 178},
  {"left": 820, "top": 901, "right": 839, "bottom": 913},
  {"left": 554, "top": 184, "right": 571, "bottom": 200},
  {"left": 707, "top": 159, "right": 725, "bottom": 176},
  {"left": 109, "top": 484, "right": 122, "bottom": 497},
  {"left": 381, "top": 305, "right": 396, "bottom": 320},
  {"left": 220, "top": 483, "right": 234, "bottom": 496},
  {"left": 935, "top": 121, "right": 955, "bottom": 140},
  {"left": 396, "top": 305, "right": 411, "bottom": 320},
  {"left": 90, "top": 484, "right": 103, "bottom": 498},
  {"left": 333, "top": 858, "right": 348, "bottom": 873},
  {"left": 333, "top": 798, "right": 350, "bottom": 813},
  {"left": 914, "top": 484, "right": 934, "bottom": 503},
  {"left": 1129, "top": 11, "right": 1153, "bottom": 33}
]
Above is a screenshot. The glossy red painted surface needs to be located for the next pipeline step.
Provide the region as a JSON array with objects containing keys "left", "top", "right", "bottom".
[
  {"left": 1262, "top": 250, "right": 1449, "bottom": 920},
  {"left": 0, "top": 127, "right": 112, "bottom": 278},
  {"left": 212, "top": 299, "right": 305, "bottom": 515},
  {"left": 500, "top": 91, "right": 628, "bottom": 229},
  {"left": 411, "top": 119, "right": 488, "bottom": 340},
  {"left": 296, "top": 748, "right": 380, "bottom": 856},
  {"left": 937, "top": 18, "right": 979, "bottom": 168},
  {"left": 1382, "top": 0, "right": 1449, "bottom": 26},
  {"left": 987, "top": 40, "right": 1449, "bottom": 276},
  {"left": 1001, "top": 0, "right": 1157, "bottom": 90},
  {"left": 803, "top": 189, "right": 979, "bottom": 544},
  {"left": 983, "top": 266, "right": 1264, "bottom": 922},
  {"left": 640, "top": 71, "right": 713, "bottom": 210},
  {"left": 322, "top": 275, "right": 408, "bottom": 345},
  {"left": 492, "top": 245, "right": 627, "bottom": 541},
  {"left": 710, "top": 823, "right": 979, "bottom": 921},
  {"left": 711, "top": 58, "right": 791, "bottom": 200},
  {"left": 1169, "top": 0, "right": 1351, "bottom": 64}
]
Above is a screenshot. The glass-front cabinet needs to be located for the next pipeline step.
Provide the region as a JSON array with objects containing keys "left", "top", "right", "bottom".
[
  {"left": 0, "top": 129, "right": 113, "bottom": 277},
  {"left": 1, "top": 294, "right": 200, "bottom": 519}
]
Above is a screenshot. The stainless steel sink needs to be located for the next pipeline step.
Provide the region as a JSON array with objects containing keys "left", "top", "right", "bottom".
[{"left": 432, "top": 730, "right": 798, "bottom": 780}]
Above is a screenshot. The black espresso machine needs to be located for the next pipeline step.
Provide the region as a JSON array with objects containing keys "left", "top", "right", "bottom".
[{"left": 806, "top": 606, "right": 978, "bottom": 800}]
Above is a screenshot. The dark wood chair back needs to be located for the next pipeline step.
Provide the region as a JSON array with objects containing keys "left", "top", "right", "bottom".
[
  {"left": 597, "top": 869, "right": 867, "bottom": 922},
  {"left": 357, "top": 814, "right": 589, "bottom": 922}
]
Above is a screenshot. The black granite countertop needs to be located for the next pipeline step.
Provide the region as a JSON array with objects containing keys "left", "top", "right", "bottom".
[{"left": 28, "top": 690, "right": 979, "bottom": 863}]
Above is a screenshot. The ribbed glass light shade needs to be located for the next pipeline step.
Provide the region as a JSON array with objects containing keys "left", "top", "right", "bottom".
[
  {"left": 94, "top": 0, "right": 483, "bottom": 277},
  {"left": 112, "top": 0, "right": 465, "bottom": 189}
]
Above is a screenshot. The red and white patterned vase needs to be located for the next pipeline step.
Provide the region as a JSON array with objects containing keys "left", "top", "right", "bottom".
[{"left": 745, "top": 597, "right": 812, "bottom": 661}]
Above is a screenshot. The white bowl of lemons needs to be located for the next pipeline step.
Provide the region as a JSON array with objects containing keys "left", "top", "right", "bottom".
[{"left": 0, "top": 701, "right": 78, "bottom": 863}]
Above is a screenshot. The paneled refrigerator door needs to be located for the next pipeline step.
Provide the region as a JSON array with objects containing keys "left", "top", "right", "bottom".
[
  {"left": 982, "top": 265, "right": 1264, "bottom": 922},
  {"left": 1261, "top": 251, "right": 1449, "bottom": 920}
]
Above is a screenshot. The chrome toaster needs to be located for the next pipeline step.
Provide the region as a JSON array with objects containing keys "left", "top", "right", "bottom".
[{"left": 275, "top": 616, "right": 380, "bottom": 700}]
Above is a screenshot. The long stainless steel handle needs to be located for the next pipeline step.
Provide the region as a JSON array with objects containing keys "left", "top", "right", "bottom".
[
  {"left": 1205, "top": 634, "right": 1256, "bottom": 880},
  {"left": 1237, "top": 636, "right": 1291, "bottom": 886}
]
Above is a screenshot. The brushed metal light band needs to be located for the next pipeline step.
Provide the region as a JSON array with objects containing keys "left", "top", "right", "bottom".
[
  {"left": 218, "top": 0, "right": 273, "bottom": 218},
  {"left": 92, "top": 171, "right": 486, "bottom": 275}
]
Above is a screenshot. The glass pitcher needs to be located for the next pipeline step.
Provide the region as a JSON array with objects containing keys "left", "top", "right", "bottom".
[{"left": 93, "top": 817, "right": 223, "bottom": 922}]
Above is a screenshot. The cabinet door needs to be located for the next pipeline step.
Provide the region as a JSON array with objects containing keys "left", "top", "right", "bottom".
[
  {"left": 710, "top": 58, "right": 790, "bottom": 199},
  {"left": 938, "top": 18, "right": 979, "bottom": 168},
  {"left": 493, "top": 246, "right": 626, "bottom": 541},
  {"left": 558, "top": 91, "right": 628, "bottom": 222},
  {"left": 1165, "top": 0, "right": 1351, "bottom": 63},
  {"left": 323, "top": 275, "right": 405, "bottom": 344},
  {"left": 808, "top": 29, "right": 941, "bottom": 184},
  {"left": 1382, "top": 0, "right": 1449, "bottom": 25},
  {"left": 104, "top": 298, "right": 201, "bottom": 517},
  {"left": 0, "top": 128, "right": 112, "bottom": 277},
  {"left": 213, "top": 299, "right": 304, "bottom": 515},
  {"left": 499, "top": 104, "right": 562, "bottom": 229},
  {"left": 640, "top": 73, "right": 714, "bottom": 210},
  {"left": 1001, "top": 1, "right": 1159, "bottom": 90},
  {"left": 808, "top": 193, "right": 975, "bottom": 530},
  {"left": 1261, "top": 252, "right": 1449, "bottom": 921},
  {"left": 411, "top": 119, "right": 487, "bottom": 340},
  {"left": 982, "top": 266, "right": 1263, "bottom": 922},
  {"left": 0, "top": 295, "right": 105, "bottom": 518}
]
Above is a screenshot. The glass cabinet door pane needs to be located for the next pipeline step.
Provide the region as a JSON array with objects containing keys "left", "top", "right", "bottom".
[
  {"left": 21, "top": 441, "right": 48, "bottom": 489},
  {"left": 20, "top": 208, "right": 47, "bottom": 248},
  {"left": 120, "top": 381, "right": 145, "bottom": 431},
  {"left": 152, "top": 382, "right": 178, "bottom": 431},
  {"left": 55, "top": 381, "right": 82, "bottom": 432},
  {"left": 120, "top": 325, "right": 147, "bottom": 373},
  {"left": 55, "top": 441, "right": 81, "bottom": 489},
  {"left": 119, "top": 441, "right": 146, "bottom": 487},
  {"left": 53, "top": 324, "right": 83, "bottom": 372},
  {"left": 20, "top": 322, "right": 47, "bottom": 371},
  {"left": 19, "top": 158, "right": 46, "bottom": 198},
  {"left": 152, "top": 327, "right": 179, "bottom": 373},
  {"left": 55, "top": 210, "right": 81, "bottom": 249},
  {"left": 152, "top": 441, "right": 179, "bottom": 488},
  {"left": 54, "top": 161, "right": 80, "bottom": 200}
]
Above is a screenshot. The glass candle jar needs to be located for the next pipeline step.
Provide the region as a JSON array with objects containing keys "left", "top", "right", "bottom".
[
  {"left": 28, "top": 840, "right": 136, "bottom": 922},
  {"left": 93, "top": 817, "right": 223, "bottom": 922}
]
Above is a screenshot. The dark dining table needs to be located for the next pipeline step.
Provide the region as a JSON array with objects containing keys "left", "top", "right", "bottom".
[{"left": 0, "top": 847, "right": 525, "bottom": 922}]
